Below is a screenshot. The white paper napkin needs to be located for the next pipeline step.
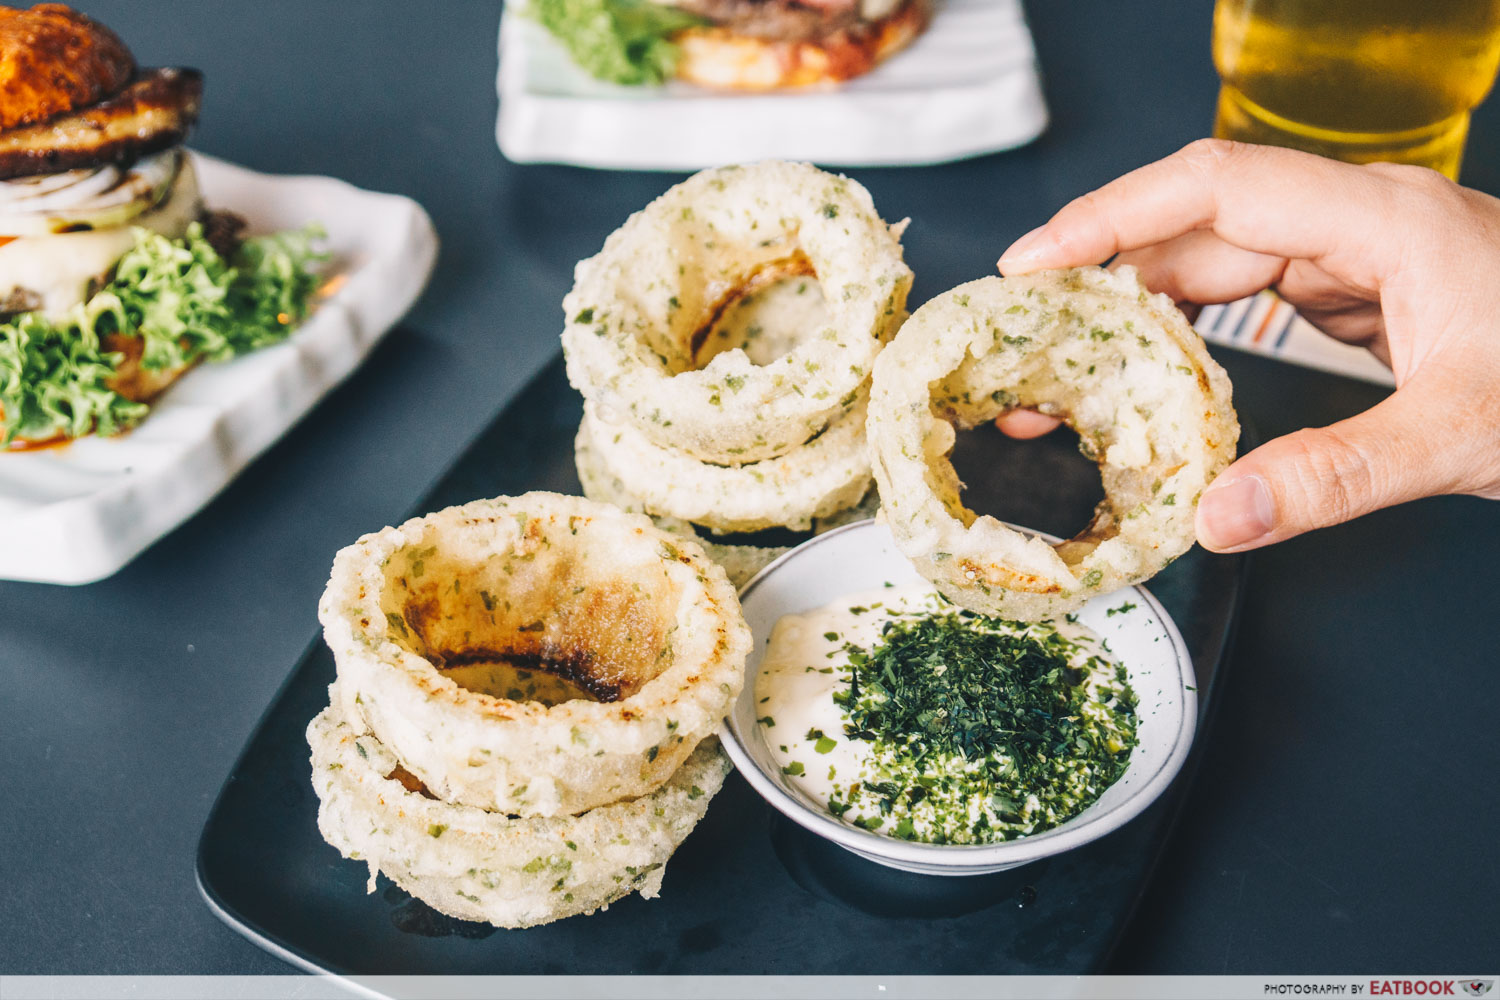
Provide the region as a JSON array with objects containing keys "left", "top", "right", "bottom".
[{"left": 497, "top": 0, "right": 1049, "bottom": 170}]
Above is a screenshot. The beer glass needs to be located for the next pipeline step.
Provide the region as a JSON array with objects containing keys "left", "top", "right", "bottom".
[{"left": 1213, "top": 0, "right": 1500, "bottom": 178}]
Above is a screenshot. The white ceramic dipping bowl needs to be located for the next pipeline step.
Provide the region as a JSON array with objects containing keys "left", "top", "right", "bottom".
[{"left": 720, "top": 519, "right": 1197, "bottom": 876}]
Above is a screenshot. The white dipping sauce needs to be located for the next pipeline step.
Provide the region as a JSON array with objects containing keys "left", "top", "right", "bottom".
[{"left": 753, "top": 583, "right": 1136, "bottom": 844}]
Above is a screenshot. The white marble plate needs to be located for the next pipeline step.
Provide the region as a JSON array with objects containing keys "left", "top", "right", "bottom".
[
  {"left": 722, "top": 518, "right": 1196, "bottom": 876},
  {"left": 0, "top": 153, "right": 437, "bottom": 584}
]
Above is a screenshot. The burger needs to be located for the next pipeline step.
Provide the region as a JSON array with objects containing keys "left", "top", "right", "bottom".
[
  {"left": 0, "top": 4, "right": 321, "bottom": 447},
  {"left": 531, "top": 0, "right": 932, "bottom": 89}
]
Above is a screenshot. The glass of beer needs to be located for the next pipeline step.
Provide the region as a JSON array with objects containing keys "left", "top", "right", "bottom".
[{"left": 1213, "top": 0, "right": 1500, "bottom": 178}]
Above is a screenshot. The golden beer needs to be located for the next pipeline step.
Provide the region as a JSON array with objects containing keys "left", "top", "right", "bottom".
[{"left": 1213, "top": 0, "right": 1500, "bottom": 178}]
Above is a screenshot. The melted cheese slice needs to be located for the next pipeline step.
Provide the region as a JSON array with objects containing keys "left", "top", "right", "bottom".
[{"left": 0, "top": 157, "right": 201, "bottom": 319}]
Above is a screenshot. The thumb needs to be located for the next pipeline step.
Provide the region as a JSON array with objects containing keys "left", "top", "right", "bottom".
[{"left": 1195, "top": 391, "right": 1450, "bottom": 552}]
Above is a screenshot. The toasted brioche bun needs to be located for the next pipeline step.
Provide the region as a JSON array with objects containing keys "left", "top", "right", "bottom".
[
  {"left": 0, "top": 4, "right": 134, "bottom": 131},
  {"left": 674, "top": 0, "right": 930, "bottom": 90}
]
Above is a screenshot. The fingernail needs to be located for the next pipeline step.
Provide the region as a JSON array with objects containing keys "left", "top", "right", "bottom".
[
  {"left": 1197, "top": 475, "right": 1275, "bottom": 550},
  {"left": 998, "top": 225, "right": 1051, "bottom": 272}
]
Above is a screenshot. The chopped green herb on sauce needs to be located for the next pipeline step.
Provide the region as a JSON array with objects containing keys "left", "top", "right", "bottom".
[
  {"left": 757, "top": 585, "right": 1138, "bottom": 847},
  {"left": 831, "top": 606, "right": 1138, "bottom": 843}
]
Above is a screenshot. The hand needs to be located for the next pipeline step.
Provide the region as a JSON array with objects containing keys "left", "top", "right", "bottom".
[{"left": 992, "top": 139, "right": 1500, "bottom": 553}]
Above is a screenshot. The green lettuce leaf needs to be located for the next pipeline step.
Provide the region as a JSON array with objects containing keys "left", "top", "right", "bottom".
[
  {"left": 0, "top": 222, "right": 326, "bottom": 446},
  {"left": 0, "top": 312, "right": 147, "bottom": 443},
  {"left": 530, "top": 0, "right": 704, "bottom": 86}
]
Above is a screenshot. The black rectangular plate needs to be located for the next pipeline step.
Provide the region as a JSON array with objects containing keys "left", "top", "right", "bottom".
[{"left": 197, "top": 356, "right": 1247, "bottom": 975}]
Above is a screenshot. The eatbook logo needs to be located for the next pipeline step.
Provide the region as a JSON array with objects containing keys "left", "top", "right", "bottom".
[{"left": 1461, "top": 983, "right": 1494, "bottom": 998}]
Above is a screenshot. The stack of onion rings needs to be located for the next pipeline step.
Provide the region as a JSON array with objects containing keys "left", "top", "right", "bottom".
[
  {"left": 868, "top": 266, "right": 1239, "bottom": 620},
  {"left": 566, "top": 161, "right": 909, "bottom": 571},
  {"left": 310, "top": 492, "right": 750, "bottom": 926},
  {"left": 563, "top": 160, "right": 911, "bottom": 466},
  {"left": 310, "top": 699, "right": 730, "bottom": 929}
]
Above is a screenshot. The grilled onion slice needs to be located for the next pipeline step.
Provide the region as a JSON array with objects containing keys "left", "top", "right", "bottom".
[{"left": 0, "top": 148, "right": 180, "bottom": 237}]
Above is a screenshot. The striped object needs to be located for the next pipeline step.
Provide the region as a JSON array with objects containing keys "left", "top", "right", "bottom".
[{"left": 1195, "top": 293, "right": 1395, "bottom": 387}]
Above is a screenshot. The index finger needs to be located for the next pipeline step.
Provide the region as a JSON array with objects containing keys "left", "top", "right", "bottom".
[{"left": 998, "top": 140, "right": 1411, "bottom": 287}]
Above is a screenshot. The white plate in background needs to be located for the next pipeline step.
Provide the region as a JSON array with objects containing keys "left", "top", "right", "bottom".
[
  {"left": 497, "top": 0, "right": 1049, "bottom": 170},
  {"left": 722, "top": 519, "right": 1196, "bottom": 876},
  {"left": 0, "top": 153, "right": 438, "bottom": 585}
]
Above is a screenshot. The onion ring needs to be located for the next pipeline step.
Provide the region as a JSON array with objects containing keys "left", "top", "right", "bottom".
[
  {"left": 308, "top": 697, "right": 730, "bottom": 929},
  {"left": 868, "top": 266, "right": 1239, "bottom": 620},
  {"left": 578, "top": 393, "right": 872, "bottom": 535},
  {"left": 562, "top": 160, "right": 911, "bottom": 465},
  {"left": 574, "top": 422, "right": 790, "bottom": 588},
  {"left": 319, "top": 492, "right": 750, "bottom": 816},
  {"left": 575, "top": 421, "right": 883, "bottom": 588}
]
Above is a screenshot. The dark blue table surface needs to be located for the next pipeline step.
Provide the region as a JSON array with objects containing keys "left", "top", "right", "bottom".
[{"left": 1, "top": 0, "right": 1496, "bottom": 975}]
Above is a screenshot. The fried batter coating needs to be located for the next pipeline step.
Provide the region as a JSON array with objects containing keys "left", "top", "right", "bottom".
[
  {"left": 0, "top": 4, "right": 134, "bottom": 131},
  {"left": 562, "top": 161, "right": 911, "bottom": 466},
  {"left": 868, "top": 267, "right": 1239, "bottom": 620},
  {"left": 320, "top": 493, "right": 751, "bottom": 817}
]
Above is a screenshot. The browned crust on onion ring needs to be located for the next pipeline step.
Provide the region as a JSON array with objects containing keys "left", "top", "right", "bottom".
[{"left": 689, "top": 252, "right": 815, "bottom": 362}]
